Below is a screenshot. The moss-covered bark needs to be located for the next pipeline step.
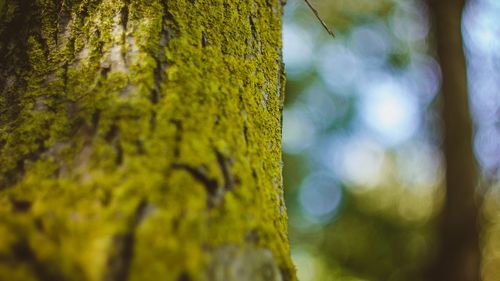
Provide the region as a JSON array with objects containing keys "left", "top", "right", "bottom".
[{"left": 0, "top": 1, "right": 295, "bottom": 280}]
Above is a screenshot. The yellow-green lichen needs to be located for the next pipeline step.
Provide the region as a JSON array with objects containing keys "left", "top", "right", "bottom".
[{"left": 0, "top": 0, "right": 295, "bottom": 280}]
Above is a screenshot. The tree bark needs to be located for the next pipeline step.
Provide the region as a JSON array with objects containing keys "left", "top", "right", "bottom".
[
  {"left": 0, "top": 1, "right": 295, "bottom": 281},
  {"left": 427, "top": 0, "right": 481, "bottom": 280}
]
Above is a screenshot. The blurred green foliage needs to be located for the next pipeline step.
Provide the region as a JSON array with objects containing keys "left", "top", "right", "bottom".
[{"left": 282, "top": 0, "right": 500, "bottom": 280}]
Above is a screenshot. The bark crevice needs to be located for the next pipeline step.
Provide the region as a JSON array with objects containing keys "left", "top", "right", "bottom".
[{"left": 103, "top": 200, "right": 150, "bottom": 281}]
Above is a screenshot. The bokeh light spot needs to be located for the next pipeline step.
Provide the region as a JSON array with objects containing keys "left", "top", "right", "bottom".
[
  {"left": 360, "top": 77, "right": 420, "bottom": 146},
  {"left": 282, "top": 107, "right": 317, "bottom": 154},
  {"left": 299, "top": 173, "right": 343, "bottom": 221},
  {"left": 283, "top": 23, "right": 314, "bottom": 77}
]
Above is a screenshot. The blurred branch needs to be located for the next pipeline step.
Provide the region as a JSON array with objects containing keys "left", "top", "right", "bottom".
[{"left": 303, "top": 0, "right": 335, "bottom": 37}]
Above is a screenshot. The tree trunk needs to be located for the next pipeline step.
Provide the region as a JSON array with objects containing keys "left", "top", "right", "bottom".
[
  {"left": 427, "top": 0, "right": 481, "bottom": 280},
  {"left": 0, "top": 1, "right": 295, "bottom": 281}
]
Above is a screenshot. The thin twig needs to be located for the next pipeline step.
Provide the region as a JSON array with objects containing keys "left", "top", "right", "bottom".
[{"left": 303, "top": 0, "right": 335, "bottom": 37}]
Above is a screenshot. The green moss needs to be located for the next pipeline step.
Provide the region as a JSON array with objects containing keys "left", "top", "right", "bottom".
[{"left": 0, "top": 0, "right": 295, "bottom": 280}]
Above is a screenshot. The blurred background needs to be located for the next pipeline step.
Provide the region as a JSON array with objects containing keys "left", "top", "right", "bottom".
[{"left": 281, "top": 0, "right": 500, "bottom": 280}]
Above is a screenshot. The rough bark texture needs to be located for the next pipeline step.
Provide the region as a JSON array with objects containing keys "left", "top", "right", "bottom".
[
  {"left": 427, "top": 0, "right": 481, "bottom": 280},
  {"left": 0, "top": 1, "right": 295, "bottom": 280}
]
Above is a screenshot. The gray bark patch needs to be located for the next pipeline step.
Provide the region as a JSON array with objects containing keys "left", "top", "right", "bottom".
[{"left": 208, "top": 245, "right": 282, "bottom": 281}]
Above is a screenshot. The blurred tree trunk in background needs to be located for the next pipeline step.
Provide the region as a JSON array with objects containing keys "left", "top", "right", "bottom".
[
  {"left": 0, "top": 1, "right": 295, "bottom": 280},
  {"left": 427, "top": 0, "right": 481, "bottom": 281}
]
